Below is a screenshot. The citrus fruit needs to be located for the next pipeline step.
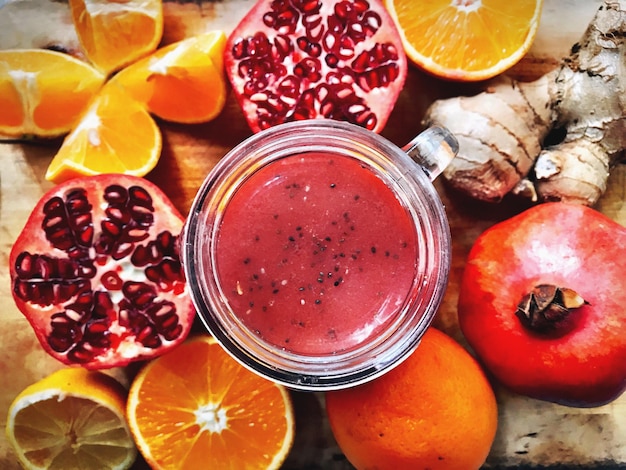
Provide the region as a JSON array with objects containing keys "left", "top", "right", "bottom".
[
  {"left": 68, "top": 0, "right": 164, "bottom": 75},
  {"left": 111, "top": 31, "right": 228, "bottom": 124},
  {"left": 325, "top": 327, "right": 498, "bottom": 470},
  {"left": 126, "top": 335, "right": 295, "bottom": 469},
  {"left": 385, "top": 0, "right": 544, "bottom": 81},
  {"left": 45, "top": 82, "right": 162, "bottom": 183},
  {"left": 6, "top": 367, "right": 137, "bottom": 470},
  {"left": 0, "top": 49, "right": 105, "bottom": 138}
]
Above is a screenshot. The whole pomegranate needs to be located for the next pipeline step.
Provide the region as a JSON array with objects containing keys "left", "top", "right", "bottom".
[
  {"left": 458, "top": 202, "right": 626, "bottom": 407},
  {"left": 9, "top": 175, "right": 195, "bottom": 370},
  {"left": 225, "top": 0, "right": 408, "bottom": 133}
]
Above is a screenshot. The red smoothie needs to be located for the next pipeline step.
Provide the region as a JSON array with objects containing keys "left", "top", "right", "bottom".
[{"left": 215, "top": 152, "right": 418, "bottom": 355}]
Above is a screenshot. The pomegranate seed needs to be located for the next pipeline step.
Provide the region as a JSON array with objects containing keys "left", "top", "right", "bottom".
[
  {"left": 136, "top": 325, "right": 162, "bottom": 348},
  {"left": 361, "top": 11, "right": 381, "bottom": 36},
  {"left": 128, "top": 186, "right": 153, "bottom": 207},
  {"left": 102, "top": 271, "right": 124, "bottom": 290},
  {"left": 102, "top": 219, "right": 122, "bottom": 237},
  {"left": 67, "top": 343, "right": 99, "bottom": 364},
  {"left": 231, "top": 38, "right": 248, "bottom": 60},
  {"left": 103, "top": 185, "right": 128, "bottom": 204},
  {"left": 295, "top": 0, "right": 321, "bottom": 14},
  {"left": 303, "top": 14, "right": 324, "bottom": 41}
]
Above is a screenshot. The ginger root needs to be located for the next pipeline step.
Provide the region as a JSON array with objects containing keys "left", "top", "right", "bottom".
[{"left": 422, "top": 0, "right": 625, "bottom": 206}]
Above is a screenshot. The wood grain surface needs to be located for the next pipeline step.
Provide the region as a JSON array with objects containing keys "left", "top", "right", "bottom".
[{"left": 0, "top": 0, "right": 624, "bottom": 468}]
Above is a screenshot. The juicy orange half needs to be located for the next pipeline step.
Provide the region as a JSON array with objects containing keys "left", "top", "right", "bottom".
[
  {"left": 6, "top": 368, "right": 137, "bottom": 470},
  {"left": 111, "top": 31, "right": 228, "bottom": 124},
  {"left": 0, "top": 49, "right": 105, "bottom": 138},
  {"left": 126, "top": 335, "right": 295, "bottom": 470},
  {"left": 69, "top": 0, "right": 164, "bottom": 75},
  {"left": 45, "top": 82, "right": 162, "bottom": 183},
  {"left": 385, "top": 0, "right": 544, "bottom": 81}
]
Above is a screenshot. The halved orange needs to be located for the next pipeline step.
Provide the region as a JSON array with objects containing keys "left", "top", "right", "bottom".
[
  {"left": 110, "top": 31, "right": 228, "bottom": 124},
  {"left": 6, "top": 367, "right": 137, "bottom": 470},
  {"left": 69, "top": 0, "right": 164, "bottom": 75},
  {"left": 0, "top": 49, "right": 105, "bottom": 138},
  {"left": 45, "top": 82, "right": 161, "bottom": 183},
  {"left": 385, "top": 0, "right": 544, "bottom": 81},
  {"left": 126, "top": 335, "right": 295, "bottom": 469}
]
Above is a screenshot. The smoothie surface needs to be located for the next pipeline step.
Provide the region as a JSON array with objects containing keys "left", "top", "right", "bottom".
[{"left": 215, "top": 153, "right": 418, "bottom": 355}]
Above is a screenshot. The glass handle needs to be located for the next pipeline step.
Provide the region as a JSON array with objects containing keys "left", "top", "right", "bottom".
[{"left": 402, "top": 125, "right": 458, "bottom": 182}]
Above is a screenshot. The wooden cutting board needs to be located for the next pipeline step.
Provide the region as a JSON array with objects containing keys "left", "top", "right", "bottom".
[{"left": 0, "top": 0, "right": 624, "bottom": 468}]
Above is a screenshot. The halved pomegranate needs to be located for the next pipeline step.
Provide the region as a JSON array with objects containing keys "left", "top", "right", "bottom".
[
  {"left": 225, "top": 0, "right": 408, "bottom": 133},
  {"left": 9, "top": 175, "right": 195, "bottom": 370}
]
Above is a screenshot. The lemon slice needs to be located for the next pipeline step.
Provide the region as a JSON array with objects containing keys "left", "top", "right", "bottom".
[{"left": 6, "top": 367, "right": 137, "bottom": 470}]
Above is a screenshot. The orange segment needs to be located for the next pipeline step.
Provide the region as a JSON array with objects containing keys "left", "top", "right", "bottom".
[
  {"left": 69, "top": 0, "right": 164, "bottom": 75},
  {"left": 6, "top": 368, "right": 137, "bottom": 470},
  {"left": 110, "top": 31, "right": 228, "bottom": 124},
  {"left": 385, "top": 0, "right": 543, "bottom": 81},
  {"left": 45, "top": 82, "right": 161, "bottom": 183},
  {"left": 0, "top": 49, "right": 105, "bottom": 138},
  {"left": 126, "top": 335, "right": 295, "bottom": 470}
]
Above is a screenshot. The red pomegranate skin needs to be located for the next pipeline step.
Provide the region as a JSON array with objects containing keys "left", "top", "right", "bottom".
[
  {"left": 224, "top": 0, "right": 407, "bottom": 133},
  {"left": 458, "top": 202, "right": 626, "bottom": 407},
  {"left": 9, "top": 174, "right": 195, "bottom": 370}
]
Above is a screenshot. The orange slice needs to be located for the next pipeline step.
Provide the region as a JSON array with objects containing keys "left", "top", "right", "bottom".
[
  {"left": 126, "top": 335, "right": 295, "bottom": 469},
  {"left": 0, "top": 49, "right": 105, "bottom": 138},
  {"left": 385, "top": 0, "right": 544, "bottom": 81},
  {"left": 6, "top": 367, "right": 137, "bottom": 470},
  {"left": 110, "top": 31, "right": 228, "bottom": 124},
  {"left": 69, "top": 0, "right": 164, "bottom": 75},
  {"left": 45, "top": 82, "right": 161, "bottom": 183}
]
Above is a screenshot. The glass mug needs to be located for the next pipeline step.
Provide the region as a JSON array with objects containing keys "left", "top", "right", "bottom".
[{"left": 181, "top": 119, "right": 457, "bottom": 391}]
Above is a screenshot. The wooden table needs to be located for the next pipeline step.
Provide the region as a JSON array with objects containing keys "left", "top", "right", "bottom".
[{"left": 0, "top": 0, "right": 624, "bottom": 468}]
